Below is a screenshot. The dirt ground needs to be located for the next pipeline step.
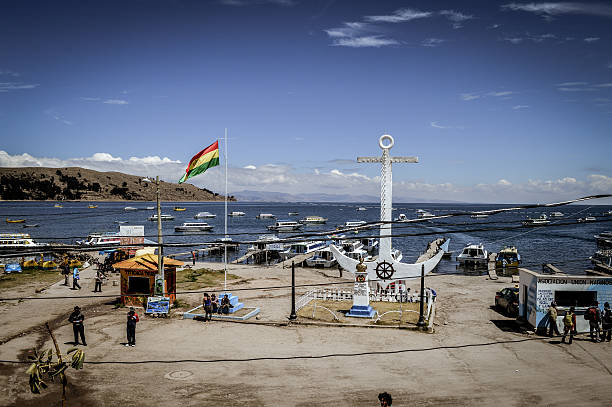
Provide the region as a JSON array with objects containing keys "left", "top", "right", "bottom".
[{"left": 1, "top": 260, "right": 612, "bottom": 406}]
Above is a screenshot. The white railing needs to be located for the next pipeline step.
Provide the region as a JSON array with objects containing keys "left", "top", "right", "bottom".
[{"left": 296, "top": 289, "right": 316, "bottom": 312}]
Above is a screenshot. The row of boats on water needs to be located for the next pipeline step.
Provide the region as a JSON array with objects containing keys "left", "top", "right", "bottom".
[{"left": 455, "top": 243, "right": 521, "bottom": 268}]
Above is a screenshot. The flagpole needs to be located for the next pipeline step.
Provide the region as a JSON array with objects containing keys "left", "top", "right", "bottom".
[{"left": 224, "top": 128, "right": 228, "bottom": 292}]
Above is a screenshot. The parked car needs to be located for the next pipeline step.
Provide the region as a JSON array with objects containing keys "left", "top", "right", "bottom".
[{"left": 495, "top": 286, "right": 519, "bottom": 316}]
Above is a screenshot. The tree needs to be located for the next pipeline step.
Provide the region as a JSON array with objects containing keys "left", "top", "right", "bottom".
[{"left": 26, "top": 322, "right": 85, "bottom": 407}]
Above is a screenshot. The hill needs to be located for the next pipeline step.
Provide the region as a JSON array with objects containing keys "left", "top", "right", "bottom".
[{"left": 0, "top": 167, "right": 232, "bottom": 201}]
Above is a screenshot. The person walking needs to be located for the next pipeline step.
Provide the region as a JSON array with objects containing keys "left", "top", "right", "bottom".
[
  {"left": 191, "top": 251, "right": 196, "bottom": 266},
  {"left": 586, "top": 301, "right": 602, "bottom": 342},
  {"left": 561, "top": 307, "right": 576, "bottom": 344},
  {"left": 203, "top": 293, "right": 212, "bottom": 321},
  {"left": 126, "top": 307, "right": 139, "bottom": 347},
  {"left": 547, "top": 301, "right": 560, "bottom": 337},
  {"left": 72, "top": 267, "right": 81, "bottom": 290},
  {"left": 68, "top": 306, "right": 86, "bottom": 346},
  {"left": 602, "top": 302, "right": 612, "bottom": 342},
  {"left": 378, "top": 392, "right": 392, "bottom": 406},
  {"left": 93, "top": 270, "right": 103, "bottom": 293},
  {"left": 62, "top": 264, "right": 70, "bottom": 286}
]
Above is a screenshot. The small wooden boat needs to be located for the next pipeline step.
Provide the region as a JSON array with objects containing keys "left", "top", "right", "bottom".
[
  {"left": 88, "top": 204, "right": 98, "bottom": 209},
  {"left": 23, "top": 224, "right": 39, "bottom": 228},
  {"left": 54, "top": 203, "right": 63, "bottom": 208},
  {"left": 173, "top": 207, "right": 186, "bottom": 212},
  {"left": 6, "top": 218, "right": 26, "bottom": 223}
]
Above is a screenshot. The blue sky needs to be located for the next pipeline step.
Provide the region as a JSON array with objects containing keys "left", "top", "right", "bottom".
[{"left": 1, "top": 0, "right": 611, "bottom": 203}]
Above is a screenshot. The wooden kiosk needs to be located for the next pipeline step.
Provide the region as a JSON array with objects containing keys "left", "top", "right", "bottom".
[{"left": 113, "top": 254, "right": 183, "bottom": 307}]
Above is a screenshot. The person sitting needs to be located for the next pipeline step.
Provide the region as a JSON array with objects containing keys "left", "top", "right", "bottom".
[
  {"left": 221, "top": 294, "right": 231, "bottom": 314},
  {"left": 211, "top": 294, "right": 219, "bottom": 314}
]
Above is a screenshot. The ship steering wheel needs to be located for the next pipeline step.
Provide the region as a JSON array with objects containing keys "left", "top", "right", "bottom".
[{"left": 375, "top": 261, "right": 395, "bottom": 280}]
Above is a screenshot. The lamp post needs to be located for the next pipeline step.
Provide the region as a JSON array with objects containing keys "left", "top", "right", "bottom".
[
  {"left": 156, "top": 176, "right": 164, "bottom": 296},
  {"left": 289, "top": 261, "right": 297, "bottom": 320}
]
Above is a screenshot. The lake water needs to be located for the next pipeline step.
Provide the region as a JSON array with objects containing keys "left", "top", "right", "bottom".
[{"left": 1, "top": 201, "right": 611, "bottom": 275}]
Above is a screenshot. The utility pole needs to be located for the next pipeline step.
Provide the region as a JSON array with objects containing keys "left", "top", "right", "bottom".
[
  {"left": 416, "top": 263, "right": 426, "bottom": 329},
  {"left": 156, "top": 176, "right": 164, "bottom": 296},
  {"left": 289, "top": 261, "right": 297, "bottom": 320}
]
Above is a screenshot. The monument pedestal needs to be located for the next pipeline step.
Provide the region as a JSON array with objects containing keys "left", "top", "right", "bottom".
[{"left": 347, "top": 265, "right": 375, "bottom": 318}]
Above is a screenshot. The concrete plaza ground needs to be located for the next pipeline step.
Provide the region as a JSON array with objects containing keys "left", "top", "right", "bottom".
[{"left": 1, "top": 261, "right": 611, "bottom": 406}]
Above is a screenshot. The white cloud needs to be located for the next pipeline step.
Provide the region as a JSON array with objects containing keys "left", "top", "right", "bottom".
[
  {"left": 512, "top": 105, "right": 529, "bottom": 110},
  {"left": 595, "top": 83, "right": 612, "bottom": 88},
  {"left": 488, "top": 91, "right": 514, "bottom": 97},
  {"left": 0, "top": 82, "right": 39, "bottom": 92},
  {"left": 584, "top": 37, "right": 600, "bottom": 42},
  {"left": 128, "top": 156, "right": 181, "bottom": 164},
  {"left": 44, "top": 109, "right": 73, "bottom": 126},
  {"left": 461, "top": 93, "right": 480, "bottom": 101},
  {"left": 501, "top": 2, "right": 612, "bottom": 19},
  {"left": 365, "top": 8, "right": 433, "bottom": 23},
  {"left": 556, "top": 81, "right": 588, "bottom": 86},
  {"left": 244, "top": 165, "right": 257, "bottom": 170},
  {"left": 332, "top": 36, "right": 399, "bottom": 48},
  {"left": 503, "top": 37, "right": 524, "bottom": 44},
  {"left": 103, "top": 99, "right": 129, "bottom": 105},
  {"left": 439, "top": 10, "right": 474, "bottom": 28},
  {"left": 90, "top": 153, "right": 122, "bottom": 162},
  {"left": 421, "top": 38, "right": 445, "bottom": 47},
  {"left": 0, "top": 70, "right": 20, "bottom": 77},
  {"left": 80, "top": 97, "right": 101, "bottom": 101},
  {"left": 502, "top": 33, "right": 556, "bottom": 44},
  {"left": 430, "top": 121, "right": 463, "bottom": 129},
  {"left": 497, "top": 179, "right": 512, "bottom": 186}
]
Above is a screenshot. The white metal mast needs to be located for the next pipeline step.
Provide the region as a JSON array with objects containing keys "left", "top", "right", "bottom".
[{"left": 224, "top": 128, "right": 228, "bottom": 292}]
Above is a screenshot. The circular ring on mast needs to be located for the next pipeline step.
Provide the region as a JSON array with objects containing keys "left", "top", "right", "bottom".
[{"left": 379, "top": 134, "right": 394, "bottom": 150}]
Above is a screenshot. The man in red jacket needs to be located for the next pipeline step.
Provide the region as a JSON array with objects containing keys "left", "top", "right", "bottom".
[{"left": 125, "top": 307, "right": 139, "bottom": 347}]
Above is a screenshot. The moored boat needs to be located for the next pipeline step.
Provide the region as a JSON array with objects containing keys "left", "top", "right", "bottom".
[
  {"left": 416, "top": 209, "right": 435, "bottom": 219},
  {"left": 6, "top": 218, "right": 25, "bottom": 223},
  {"left": 457, "top": 243, "right": 488, "bottom": 267},
  {"left": 495, "top": 246, "right": 521, "bottom": 268},
  {"left": 280, "top": 240, "right": 326, "bottom": 260},
  {"left": 124, "top": 206, "right": 139, "bottom": 211},
  {"left": 305, "top": 246, "right": 338, "bottom": 268},
  {"left": 288, "top": 212, "right": 299, "bottom": 216},
  {"left": 175, "top": 222, "right": 213, "bottom": 232},
  {"left": 77, "top": 232, "right": 121, "bottom": 246},
  {"left": 470, "top": 214, "right": 489, "bottom": 219},
  {"left": 595, "top": 231, "right": 612, "bottom": 250},
  {"left": 23, "top": 224, "right": 39, "bottom": 228},
  {"left": 357, "top": 207, "right": 367, "bottom": 211},
  {"left": 578, "top": 216, "right": 596, "bottom": 223},
  {"left": 194, "top": 211, "right": 216, "bottom": 219},
  {"left": 590, "top": 250, "right": 612, "bottom": 274},
  {"left": 360, "top": 237, "right": 379, "bottom": 252},
  {"left": 173, "top": 207, "right": 186, "bottom": 212},
  {"left": 148, "top": 214, "right": 175, "bottom": 221},
  {"left": 256, "top": 213, "right": 276, "bottom": 219},
  {"left": 53, "top": 203, "right": 63, "bottom": 208},
  {"left": 228, "top": 211, "right": 245, "bottom": 217},
  {"left": 299, "top": 215, "right": 328, "bottom": 224},
  {"left": 267, "top": 220, "right": 303, "bottom": 232},
  {"left": 0, "top": 233, "right": 46, "bottom": 254},
  {"left": 522, "top": 214, "right": 550, "bottom": 227},
  {"left": 550, "top": 212, "right": 564, "bottom": 217},
  {"left": 88, "top": 204, "right": 98, "bottom": 209}
]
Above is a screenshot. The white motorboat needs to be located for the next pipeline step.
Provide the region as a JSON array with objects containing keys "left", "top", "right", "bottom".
[
  {"left": 124, "top": 206, "right": 139, "bottom": 211},
  {"left": 341, "top": 240, "right": 368, "bottom": 261},
  {"left": 604, "top": 210, "right": 612, "bottom": 216},
  {"left": 175, "top": 222, "right": 213, "bottom": 232},
  {"left": 77, "top": 232, "right": 121, "bottom": 246},
  {"left": 148, "top": 214, "right": 175, "bottom": 221},
  {"left": 299, "top": 215, "right": 328, "bottom": 224},
  {"left": 357, "top": 207, "right": 367, "bottom": 211},
  {"left": 396, "top": 213, "right": 408, "bottom": 222},
  {"left": 522, "top": 214, "right": 550, "bottom": 227},
  {"left": 146, "top": 206, "right": 155, "bottom": 210},
  {"left": 550, "top": 212, "right": 564, "bottom": 217},
  {"left": 195, "top": 211, "right": 216, "bottom": 219},
  {"left": 416, "top": 209, "right": 435, "bottom": 219},
  {"left": 360, "top": 237, "right": 379, "bottom": 252},
  {"left": 0, "top": 233, "right": 46, "bottom": 254},
  {"left": 256, "top": 213, "right": 276, "bottom": 219},
  {"left": 340, "top": 220, "right": 367, "bottom": 233},
  {"left": 470, "top": 214, "right": 489, "bottom": 219},
  {"left": 280, "top": 240, "right": 326, "bottom": 260},
  {"left": 578, "top": 216, "right": 596, "bottom": 223},
  {"left": 457, "top": 243, "right": 488, "bottom": 267},
  {"left": 267, "top": 220, "right": 303, "bottom": 232},
  {"left": 288, "top": 212, "right": 299, "bottom": 216},
  {"left": 228, "top": 211, "right": 245, "bottom": 217},
  {"left": 306, "top": 247, "right": 339, "bottom": 268}
]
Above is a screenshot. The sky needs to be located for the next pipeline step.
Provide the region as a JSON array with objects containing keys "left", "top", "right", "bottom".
[{"left": 1, "top": 0, "right": 611, "bottom": 203}]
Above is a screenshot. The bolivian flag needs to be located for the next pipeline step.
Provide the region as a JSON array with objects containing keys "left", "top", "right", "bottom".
[{"left": 178, "top": 141, "right": 220, "bottom": 184}]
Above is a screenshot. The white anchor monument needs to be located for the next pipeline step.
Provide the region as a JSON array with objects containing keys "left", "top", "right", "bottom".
[{"left": 330, "top": 134, "right": 449, "bottom": 289}]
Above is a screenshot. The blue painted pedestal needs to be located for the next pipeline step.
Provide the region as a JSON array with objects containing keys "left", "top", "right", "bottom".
[
  {"left": 347, "top": 304, "right": 376, "bottom": 318},
  {"left": 217, "top": 292, "right": 244, "bottom": 313}
]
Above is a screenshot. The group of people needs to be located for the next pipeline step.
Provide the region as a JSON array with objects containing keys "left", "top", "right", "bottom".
[
  {"left": 201, "top": 293, "right": 232, "bottom": 321},
  {"left": 68, "top": 305, "right": 139, "bottom": 347},
  {"left": 62, "top": 265, "right": 107, "bottom": 292},
  {"left": 548, "top": 301, "right": 612, "bottom": 344}
]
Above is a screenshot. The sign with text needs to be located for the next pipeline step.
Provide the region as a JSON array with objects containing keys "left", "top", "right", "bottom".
[{"left": 146, "top": 296, "right": 170, "bottom": 314}]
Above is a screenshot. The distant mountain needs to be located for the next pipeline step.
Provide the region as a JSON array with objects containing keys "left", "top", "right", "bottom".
[
  {"left": 0, "top": 167, "right": 232, "bottom": 202},
  {"left": 233, "top": 190, "right": 461, "bottom": 203}
]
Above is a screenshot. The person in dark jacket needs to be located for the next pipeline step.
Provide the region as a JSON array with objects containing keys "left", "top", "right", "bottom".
[
  {"left": 602, "top": 302, "right": 612, "bottom": 342},
  {"left": 203, "top": 293, "right": 212, "bottom": 321},
  {"left": 378, "top": 392, "right": 392, "bottom": 406},
  {"left": 126, "top": 307, "right": 139, "bottom": 347},
  {"left": 587, "top": 301, "right": 602, "bottom": 342},
  {"left": 547, "top": 301, "right": 560, "bottom": 337},
  {"left": 93, "top": 270, "right": 103, "bottom": 293},
  {"left": 68, "top": 306, "right": 86, "bottom": 346}
]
